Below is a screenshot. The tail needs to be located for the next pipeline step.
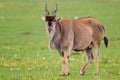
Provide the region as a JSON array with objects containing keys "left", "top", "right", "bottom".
[
  {"left": 102, "top": 25, "right": 108, "bottom": 48},
  {"left": 104, "top": 36, "right": 108, "bottom": 48}
]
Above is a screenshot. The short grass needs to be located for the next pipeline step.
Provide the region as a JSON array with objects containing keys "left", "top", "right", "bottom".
[{"left": 0, "top": 0, "right": 120, "bottom": 80}]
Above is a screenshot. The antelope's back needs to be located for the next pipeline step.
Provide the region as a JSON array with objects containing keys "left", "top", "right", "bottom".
[{"left": 72, "top": 17, "right": 104, "bottom": 50}]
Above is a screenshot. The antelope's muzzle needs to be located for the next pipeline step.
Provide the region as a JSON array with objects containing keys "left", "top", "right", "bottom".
[{"left": 48, "top": 28, "right": 52, "bottom": 33}]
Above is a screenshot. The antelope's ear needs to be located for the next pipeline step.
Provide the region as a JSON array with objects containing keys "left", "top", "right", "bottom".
[
  {"left": 42, "top": 16, "right": 46, "bottom": 21},
  {"left": 56, "top": 18, "right": 61, "bottom": 22}
]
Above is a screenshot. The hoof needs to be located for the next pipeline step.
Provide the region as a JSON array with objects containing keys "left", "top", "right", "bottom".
[
  {"left": 59, "top": 73, "right": 65, "bottom": 76},
  {"left": 59, "top": 72, "right": 70, "bottom": 76},
  {"left": 80, "top": 71, "right": 85, "bottom": 75},
  {"left": 95, "top": 72, "right": 99, "bottom": 75},
  {"left": 65, "top": 72, "right": 70, "bottom": 76}
]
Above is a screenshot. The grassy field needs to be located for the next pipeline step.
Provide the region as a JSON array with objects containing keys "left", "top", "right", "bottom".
[{"left": 0, "top": 0, "right": 120, "bottom": 80}]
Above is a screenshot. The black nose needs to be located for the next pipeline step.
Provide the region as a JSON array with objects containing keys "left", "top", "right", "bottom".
[{"left": 48, "top": 28, "right": 52, "bottom": 33}]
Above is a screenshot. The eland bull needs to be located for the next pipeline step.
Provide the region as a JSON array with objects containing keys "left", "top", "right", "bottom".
[{"left": 42, "top": 4, "right": 108, "bottom": 76}]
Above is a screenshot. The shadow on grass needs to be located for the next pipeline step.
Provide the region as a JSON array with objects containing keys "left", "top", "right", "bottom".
[
  {"left": 21, "top": 32, "right": 32, "bottom": 35},
  {"left": 71, "top": 51, "right": 82, "bottom": 56}
]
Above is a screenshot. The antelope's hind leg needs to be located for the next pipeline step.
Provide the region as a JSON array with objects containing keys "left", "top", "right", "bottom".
[
  {"left": 80, "top": 48, "right": 93, "bottom": 75},
  {"left": 94, "top": 47, "right": 99, "bottom": 75}
]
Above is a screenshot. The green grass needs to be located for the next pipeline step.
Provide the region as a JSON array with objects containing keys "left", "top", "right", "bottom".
[{"left": 0, "top": 0, "right": 120, "bottom": 80}]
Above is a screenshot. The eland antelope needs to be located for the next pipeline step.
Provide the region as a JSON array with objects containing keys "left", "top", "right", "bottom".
[{"left": 42, "top": 4, "right": 108, "bottom": 76}]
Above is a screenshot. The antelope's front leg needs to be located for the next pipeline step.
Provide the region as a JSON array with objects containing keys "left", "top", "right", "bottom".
[{"left": 59, "top": 52, "right": 70, "bottom": 76}]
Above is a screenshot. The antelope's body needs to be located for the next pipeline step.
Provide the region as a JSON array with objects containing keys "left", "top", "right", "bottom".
[
  {"left": 51, "top": 17, "right": 104, "bottom": 52},
  {"left": 42, "top": 4, "right": 108, "bottom": 76}
]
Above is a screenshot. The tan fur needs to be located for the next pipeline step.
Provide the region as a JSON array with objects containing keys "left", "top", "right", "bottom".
[{"left": 57, "top": 17, "right": 103, "bottom": 51}]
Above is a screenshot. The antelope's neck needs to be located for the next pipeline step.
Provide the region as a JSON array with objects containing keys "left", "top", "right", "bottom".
[{"left": 49, "top": 21, "right": 61, "bottom": 49}]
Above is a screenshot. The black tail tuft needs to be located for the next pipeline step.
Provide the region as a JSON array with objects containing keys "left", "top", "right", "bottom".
[{"left": 104, "top": 36, "right": 108, "bottom": 48}]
